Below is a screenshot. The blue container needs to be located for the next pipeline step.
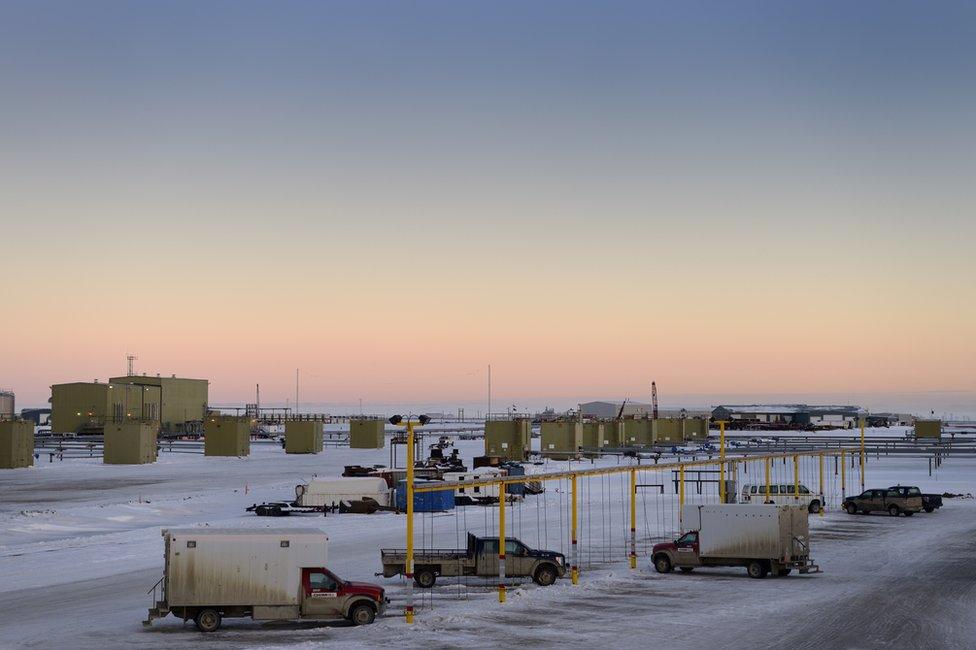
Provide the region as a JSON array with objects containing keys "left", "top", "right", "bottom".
[
  {"left": 395, "top": 479, "right": 456, "bottom": 512},
  {"left": 502, "top": 463, "right": 526, "bottom": 496}
]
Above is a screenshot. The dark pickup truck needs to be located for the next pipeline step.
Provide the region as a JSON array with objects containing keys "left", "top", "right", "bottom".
[
  {"left": 889, "top": 487, "right": 943, "bottom": 513},
  {"left": 843, "top": 486, "right": 923, "bottom": 516},
  {"left": 380, "top": 532, "right": 566, "bottom": 588}
]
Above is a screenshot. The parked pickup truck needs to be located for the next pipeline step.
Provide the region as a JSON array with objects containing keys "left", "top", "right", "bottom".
[
  {"left": 885, "top": 486, "right": 943, "bottom": 513},
  {"left": 653, "top": 505, "right": 819, "bottom": 579},
  {"left": 145, "top": 528, "right": 387, "bottom": 632},
  {"left": 843, "top": 486, "right": 923, "bottom": 516},
  {"left": 380, "top": 532, "right": 566, "bottom": 588}
]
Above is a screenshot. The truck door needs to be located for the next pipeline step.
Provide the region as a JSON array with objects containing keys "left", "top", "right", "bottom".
[
  {"left": 301, "top": 568, "right": 342, "bottom": 619},
  {"left": 479, "top": 539, "right": 499, "bottom": 576},
  {"left": 674, "top": 532, "right": 701, "bottom": 567},
  {"left": 505, "top": 540, "right": 530, "bottom": 576}
]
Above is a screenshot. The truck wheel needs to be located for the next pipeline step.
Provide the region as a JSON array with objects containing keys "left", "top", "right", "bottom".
[
  {"left": 348, "top": 603, "right": 376, "bottom": 626},
  {"left": 808, "top": 500, "right": 821, "bottom": 514},
  {"left": 194, "top": 609, "right": 222, "bottom": 633},
  {"left": 845, "top": 503, "right": 857, "bottom": 515},
  {"left": 678, "top": 567, "right": 694, "bottom": 573},
  {"left": 533, "top": 565, "right": 557, "bottom": 586},
  {"left": 888, "top": 505, "right": 900, "bottom": 517},
  {"left": 924, "top": 506, "right": 935, "bottom": 513},
  {"left": 414, "top": 569, "right": 437, "bottom": 588},
  {"left": 747, "top": 561, "right": 767, "bottom": 579},
  {"left": 653, "top": 555, "right": 673, "bottom": 574}
]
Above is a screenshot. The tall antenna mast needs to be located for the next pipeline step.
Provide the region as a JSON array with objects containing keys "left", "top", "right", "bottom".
[{"left": 126, "top": 353, "right": 138, "bottom": 376}]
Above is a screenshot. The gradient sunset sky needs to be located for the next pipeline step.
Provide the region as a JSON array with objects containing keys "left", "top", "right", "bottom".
[{"left": 1, "top": 2, "right": 974, "bottom": 409}]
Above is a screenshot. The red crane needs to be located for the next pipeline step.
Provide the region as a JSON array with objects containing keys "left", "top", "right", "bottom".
[{"left": 651, "top": 381, "right": 659, "bottom": 419}]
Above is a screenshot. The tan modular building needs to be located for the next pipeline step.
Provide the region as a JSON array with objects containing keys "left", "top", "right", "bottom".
[
  {"left": 602, "top": 420, "right": 625, "bottom": 447},
  {"left": 0, "top": 420, "right": 34, "bottom": 469},
  {"left": 541, "top": 421, "right": 582, "bottom": 459},
  {"left": 682, "top": 418, "right": 710, "bottom": 440},
  {"left": 285, "top": 420, "right": 323, "bottom": 454},
  {"left": 110, "top": 375, "right": 208, "bottom": 435},
  {"left": 628, "top": 418, "right": 653, "bottom": 446},
  {"left": 580, "top": 422, "right": 604, "bottom": 456},
  {"left": 914, "top": 419, "right": 942, "bottom": 439},
  {"left": 484, "top": 419, "right": 531, "bottom": 461},
  {"left": 104, "top": 421, "right": 159, "bottom": 464},
  {"left": 349, "top": 418, "right": 385, "bottom": 449},
  {"left": 653, "top": 419, "right": 683, "bottom": 444},
  {"left": 51, "top": 381, "right": 162, "bottom": 434},
  {"left": 204, "top": 415, "right": 251, "bottom": 456}
]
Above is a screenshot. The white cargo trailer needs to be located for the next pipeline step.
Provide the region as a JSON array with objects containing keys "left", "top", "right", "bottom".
[
  {"left": 297, "top": 477, "right": 392, "bottom": 508},
  {"left": 145, "top": 528, "right": 386, "bottom": 632},
  {"left": 653, "top": 505, "right": 819, "bottom": 578}
]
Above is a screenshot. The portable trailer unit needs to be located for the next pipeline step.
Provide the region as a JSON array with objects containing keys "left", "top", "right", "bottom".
[
  {"left": 501, "top": 462, "right": 526, "bottom": 496},
  {"left": 103, "top": 421, "right": 159, "bottom": 464},
  {"left": 395, "top": 479, "right": 456, "bottom": 512},
  {"left": 285, "top": 420, "right": 323, "bottom": 454},
  {"left": 682, "top": 417, "right": 709, "bottom": 441},
  {"left": 443, "top": 467, "right": 506, "bottom": 504},
  {"left": 484, "top": 419, "right": 531, "bottom": 461},
  {"left": 541, "top": 421, "right": 582, "bottom": 459},
  {"left": 297, "top": 477, "right": 393, "bottom": 509},
  {"left": 349, "top": 418, "right": 385, "bottom": 449},
  {"left": 914, "top": 419, "right": 942, "bottom": 439},
  {"left": 0, "top": 420, "right": 34, "bottom": 469},
  {"left": 204, "top": 415, "right": 251, "bottom": 456}
]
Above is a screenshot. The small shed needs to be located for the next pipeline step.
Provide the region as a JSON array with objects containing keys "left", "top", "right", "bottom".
[
  {"left": 395, "top": 479, "right": 456, "bottom": 512},
  {"left": 298, "top": 477, "right": 392, "bottom": 508},
  {"left": 285, "top": 420, "right": 323, "bottom": 454},
  {"left": 204, "top": 415, "right": 251, "bottom": 457},
  {"left": 349, "top": 419, "right": 385, "bottom": 449},
  {"left": 914, "top": 419, "right": 942, "bottom": 439},
  {"left": 0, "top": 420, "right": 34, "bottom": 469},
  {"left": 540, "top": 421, "right": 582, "bottom": 459},
  {"left": 103, "top": 421, "right": 159, "bottom": 464},
  {"left": 484, "top": 419, "right": 531, "bottom": 461}
]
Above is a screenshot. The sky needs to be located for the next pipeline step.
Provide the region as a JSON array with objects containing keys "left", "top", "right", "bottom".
[{"left": 1, "top": 1, "right": 974, "bottom": 411}]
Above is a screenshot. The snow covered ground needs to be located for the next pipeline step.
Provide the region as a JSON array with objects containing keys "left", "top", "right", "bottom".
[{"left": 1, "top": 429, "right": 974, "bottom": 649}]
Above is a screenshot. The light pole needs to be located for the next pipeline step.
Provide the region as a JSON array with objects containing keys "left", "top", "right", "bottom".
[{"left": 389, "top": 414, "right": 430, "bottom": 624}]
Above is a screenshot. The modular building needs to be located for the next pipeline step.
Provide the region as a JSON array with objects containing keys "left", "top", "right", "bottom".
[
  {"left": 0, "top": 420, "right": 34, "bottom": 469},
  {"left": 580, "top": 422, "right": 604, "bottom": 455},
  {"left": 204, "top": 415, "right": 251, "bottom": 457},
  {"left": 653, "top": 419, "right": 683, "bottom": 444},
  {"left": 349, "top": 419, "right": 385, "bottom": 449},
  {"left": 109, "top": 375, "right": 208, "bottom": 435},
  {"left": 103, "top": 421, "right": 159, "bottom": 464},
  {"left": 914, "top": 419, "right": 942, "bottom": 439},
  {"left": 51, "top": 381, "right": 162, "bottom": 434},
  {"left": 628, "top": 418, "right": 653, "bottom": 446},
  {"left": 285, "top": 420, "right": 323, "bottom": 454},
  {"left": 682, "top": 417, "right": 710, "bottom": 440},
  {"left": 541, "top": 421, "right": 582, "bottom": 459},
  {"left": 484, "top": 419, "right": 531, "bottom": 461}
]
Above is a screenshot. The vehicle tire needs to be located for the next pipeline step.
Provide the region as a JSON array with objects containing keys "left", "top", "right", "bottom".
[
  {"left": 533, "top": 565, "right": 558, "bottom": 586},
  {"left": 845, "top": 503, "right": 857, "bottom": 515},
  {"left": 653, "top": 554, "right": 673, "bottom": 574},
  {"left": 414, "top": 569, "right": 437, "bottom": 589},
  {"left": 888, "top": 505, "right": 900, "bottom": 517},
  {"left": 924, "top": 506, "right": 935, "bottom": 513},
  {"left": 777, "top": 568, "right": 791, "bottom": 577},
  {"left": 679, "top": 567, "right": 694, "bottom": 573},
  {"left": 904, "top": 511, "right": 914, "bottom": 517},
  {"left": 194, "top": 608, "right": 222, "bottom": 633},
  {"left": 808, "top": 500, "right": 822, "bottom": 514},
  {"left": 348, "top": 603, "right": 376, "bottom": 626},
  {"left": 747, "top": 561, "right": 767, "bottom": 579}
]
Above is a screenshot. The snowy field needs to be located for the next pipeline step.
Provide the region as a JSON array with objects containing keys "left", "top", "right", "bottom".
[{"left": 2, "top": 428, "right": 975, "bottom": 649}]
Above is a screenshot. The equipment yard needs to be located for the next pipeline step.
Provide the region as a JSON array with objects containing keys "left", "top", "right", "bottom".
[{"left": 2, "top": 427, "right": 975, "bottom": 649}]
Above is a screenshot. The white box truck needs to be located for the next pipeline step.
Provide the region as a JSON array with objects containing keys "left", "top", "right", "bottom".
[
  {"left": 145, "top": 528, "right": 387, "bottom": 632},
  {"left": 652, "top": 504, "right": 819, "bottom": 578}
]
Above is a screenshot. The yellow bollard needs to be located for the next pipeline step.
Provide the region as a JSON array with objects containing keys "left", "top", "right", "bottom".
[
  {"left": 498, "top": 480, "right": 506, "bottom": 603},
  {"left": 629, "top": 468, "right": 637, "bottom": 569},
  {"left": 718, "top": 421, "right": 727, "bottom": 504},
  {"left": 405, "top": 420, "right": 415, "bottom": 624},
  {"left": 571, "top": 474, "right": 579, "bottom": 585}
]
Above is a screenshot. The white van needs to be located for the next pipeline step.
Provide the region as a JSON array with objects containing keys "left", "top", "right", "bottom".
[{"left": 740, "top": 483, "right": 822, "bottom": 513}]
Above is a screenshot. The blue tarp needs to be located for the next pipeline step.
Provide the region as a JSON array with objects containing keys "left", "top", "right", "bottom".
[{"left": 395, "top": 479, "right": 455, "bottom": 512}]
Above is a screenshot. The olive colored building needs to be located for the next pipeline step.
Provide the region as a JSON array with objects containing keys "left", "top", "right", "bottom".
[
  {"left": 914, "top": 419, "right": 942, "bottom": 439},
  {"left": 0, "top": 420, "right": 34, "bottom": 469},
  {"left": 204, "top": 415, "right": 251, "bottom": 456},
  {"left": 109, "top": 375, "right": 208, "bottom": 435},
  {"left": 484, "top": 419, "right": 531, "bottom": 461},
  {"left": 103, "top": 421, "right": 159, "bottom": 464},
  {"left": 541, "top": 421, "right": 582, "bottom": 459},
  {"left": 51, "top": 381, "right": 162, "bottom": 434},
  {"left": 285, "top": 420, "right": 323, "bottom": 454},
  {"left": 349, "top": 418, "right": 385, "bottom": 449}
]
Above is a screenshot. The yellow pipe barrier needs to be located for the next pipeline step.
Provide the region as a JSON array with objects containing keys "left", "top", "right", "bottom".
[
  {"left": 841, "top": 448, "right": 847, "bottom": 500},
  {"left": 405, "top": 419, "right": 415, "bottom": 624},
  {"left": 718, "top": 421, "right": 727, "bottom": 504},
  {"left": 571, "top": 474, "right": 579, "bottom": 585},
  {"left": 629, "top": 468, "right": 637, "bottom": 569},
  {"left": 498, "top": 481, "right": 506, "bottom": 603}
]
